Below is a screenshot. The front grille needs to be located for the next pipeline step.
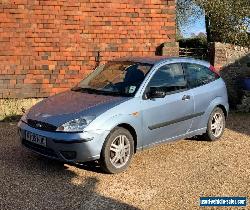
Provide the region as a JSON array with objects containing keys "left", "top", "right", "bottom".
[
  {"left": 27, "top": 119, "right": 57, "bottom": 132},
  {"left": 22, "top": 139, "right": 58, "bottom": 158}
]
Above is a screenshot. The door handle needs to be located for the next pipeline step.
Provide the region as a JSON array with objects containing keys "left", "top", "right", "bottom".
[{"left": 182, "top": 95, "right": 191, "bottom": 101}]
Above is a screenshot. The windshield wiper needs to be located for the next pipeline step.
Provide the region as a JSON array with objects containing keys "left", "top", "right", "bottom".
[
  {"left": 71, "top": 87, "right": 130, "bottom": 97},
  {"left": 71, "top": 87, "right": 99, "bottom": 93},
  {"left": 71, "top": 86, "right": 83, "bottom": 91}
]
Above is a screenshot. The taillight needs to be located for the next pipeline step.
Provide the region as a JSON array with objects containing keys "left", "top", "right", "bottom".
[{"left": 209, "top": 65, "right": 220, "bottom": 77}]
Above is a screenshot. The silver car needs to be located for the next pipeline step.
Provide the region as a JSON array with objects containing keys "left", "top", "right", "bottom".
[{"left": 18, "top": 57, "right": 229, "bottom": 173}]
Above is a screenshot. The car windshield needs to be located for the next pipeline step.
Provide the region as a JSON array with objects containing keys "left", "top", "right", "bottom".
[{"left": 73, "top": 61, "right": 153, "bottom": 97}]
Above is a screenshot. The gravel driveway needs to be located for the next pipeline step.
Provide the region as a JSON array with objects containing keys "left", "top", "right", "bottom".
[{"left": 0, "top": 113, "right": 249, "bottom": 210}]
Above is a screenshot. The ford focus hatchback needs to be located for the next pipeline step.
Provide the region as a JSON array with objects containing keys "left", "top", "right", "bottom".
[{"left": 18, "top": 57, "right": 229, "bottom": 173}]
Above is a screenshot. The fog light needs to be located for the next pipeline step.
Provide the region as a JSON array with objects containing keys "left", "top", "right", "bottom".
[{"left": 60, "top": 151, "right": 77, "bottom": 160}]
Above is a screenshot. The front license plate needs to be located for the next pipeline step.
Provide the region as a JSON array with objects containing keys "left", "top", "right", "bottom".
[{"left": 25, "top": 131, "right": 47, "bottom": 147}]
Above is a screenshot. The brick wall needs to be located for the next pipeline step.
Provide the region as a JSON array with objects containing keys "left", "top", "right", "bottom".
[
  {"left": 210, "top": 42, "right": 250, "bottom": 107},
  {"left": 0, "top": 0, "right": 177, "bottom": 99}
]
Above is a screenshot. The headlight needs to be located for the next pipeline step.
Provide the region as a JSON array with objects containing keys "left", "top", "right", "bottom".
[{"left": 56, "top": 116, "right": 95, "bottom": 132}]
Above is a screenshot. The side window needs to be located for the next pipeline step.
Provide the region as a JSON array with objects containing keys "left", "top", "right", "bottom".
[
  {"left": 183, "top": 63, "right": 217, "bottom": 88},
  {"left": 148, "top": 63, "right": 187, "bottom": 93}
]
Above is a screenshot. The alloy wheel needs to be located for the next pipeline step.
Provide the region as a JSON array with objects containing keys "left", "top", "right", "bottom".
[
  {"left": 211, "top": 112, "right": 224, "bottom": 138},
  {"left": 109, "top": 135, "right": 131, "bottom": 168}
]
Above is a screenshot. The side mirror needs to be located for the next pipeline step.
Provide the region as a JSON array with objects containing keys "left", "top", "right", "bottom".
[{"left": 146, "top": 87, "right": 166, "bottom": 99}]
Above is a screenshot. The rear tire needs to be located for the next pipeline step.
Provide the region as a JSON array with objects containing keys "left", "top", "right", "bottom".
[
  {"left": 100, "top": 127, "right": 134, "bottom": 174},
  {"left": 203, "top": 107, "right": 225, "bottom": 141}
]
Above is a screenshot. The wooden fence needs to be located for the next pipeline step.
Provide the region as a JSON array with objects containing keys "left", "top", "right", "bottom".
[{"left": 179, "top": 47, "right": 209, "bottom": 61}]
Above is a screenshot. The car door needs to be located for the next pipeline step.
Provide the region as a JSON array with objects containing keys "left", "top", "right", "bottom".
[
  {"left": 182, "top": 62, "right": 220, "bottom": 132},
  {"left": 141, "top": 63, "right": 195, "bottom": 148}
]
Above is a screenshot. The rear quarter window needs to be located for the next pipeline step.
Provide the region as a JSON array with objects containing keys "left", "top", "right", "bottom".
[{"left": 183, "top": 63, "right": 218, "bottom": 88}]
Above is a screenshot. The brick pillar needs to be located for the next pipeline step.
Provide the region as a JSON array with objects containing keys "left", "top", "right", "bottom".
[
  {"left": 209, "top": 42, "right": 227, "bottom": 69},
  {"left": 162, "top": 42, "right": 179, "bottom": 57}
]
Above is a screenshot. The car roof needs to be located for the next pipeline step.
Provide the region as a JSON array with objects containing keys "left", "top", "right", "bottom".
[{"left": 112, "top": 56, "right": 210, "bottom": 66}]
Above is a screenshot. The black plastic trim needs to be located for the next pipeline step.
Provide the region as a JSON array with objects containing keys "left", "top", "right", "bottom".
[
  {"left": 53, "top": 138, "right": 93, "bottom": 144},
  {"left": 148, "top": 112, "right": 205, "bottom": 130}
]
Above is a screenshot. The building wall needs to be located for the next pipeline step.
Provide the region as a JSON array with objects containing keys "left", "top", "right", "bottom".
[
  {"left": 210, "top": 42, "right": 250, "bottom": 107},
  {"left": 0, "top": 0, "right": 177, "bottom": 98}
]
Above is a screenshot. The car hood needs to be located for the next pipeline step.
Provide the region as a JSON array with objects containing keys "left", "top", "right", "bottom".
[{"left": 27, "top": 90, "right": 130, "bottom": 126}]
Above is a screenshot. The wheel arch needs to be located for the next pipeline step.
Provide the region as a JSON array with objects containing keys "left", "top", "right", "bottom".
[
  {"left": 216, "top": 104, "right": 228, "bottom": 119},
  {"left": 117, "top": 123, "right": 137, "bottom": 153}
]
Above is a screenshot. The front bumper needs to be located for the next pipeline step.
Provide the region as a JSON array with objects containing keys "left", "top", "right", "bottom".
[{"left": 18, "top": 121, "right": 110, "bottom": 163}]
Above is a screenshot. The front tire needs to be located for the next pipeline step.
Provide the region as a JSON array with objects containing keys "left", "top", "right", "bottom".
[
  {"left": 100, "top": 127, "right": 134, "bottom": 174},
  {"left": 204, "top": 107, "right": 225, "bottom": 141}
]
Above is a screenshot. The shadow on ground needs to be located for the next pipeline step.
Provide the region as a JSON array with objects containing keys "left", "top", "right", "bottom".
[
  {"left": 0, "top": 115, "right": 22, "bottom": 122},
  {"left": 186, "top": 111, "right": 250, "bottom": 141},
  {"left": 0, "top": 124, "right": 139, "bottom": 210},
  {"left": 225, "top": 112, "right": 250, "bottom": 137},
  {"left": 73, "top": 161, "right": 104, "bottom": 174}
]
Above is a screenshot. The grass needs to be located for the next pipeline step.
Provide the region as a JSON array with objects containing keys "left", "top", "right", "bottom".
[{"left": 0, "top": 98, "right": 43, "bottom": 122}]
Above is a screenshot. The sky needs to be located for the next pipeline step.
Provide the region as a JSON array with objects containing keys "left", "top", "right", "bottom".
[{"left": 181, "top": 15, "right": 206, "bottom": 38}]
